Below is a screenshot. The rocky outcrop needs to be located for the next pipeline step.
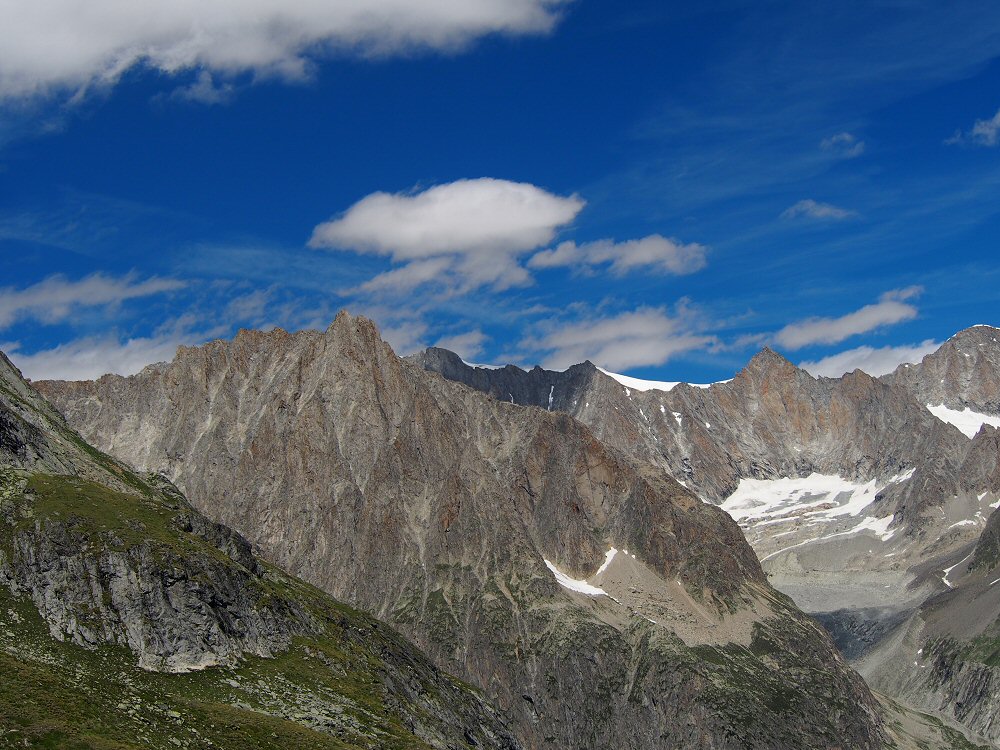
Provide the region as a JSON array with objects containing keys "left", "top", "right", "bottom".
[
  {"left": 37, "top": 313, "right": 887, "bottom": 750},
  {"left": 0, "top": 471, "right": 308, "bottom": 672}
]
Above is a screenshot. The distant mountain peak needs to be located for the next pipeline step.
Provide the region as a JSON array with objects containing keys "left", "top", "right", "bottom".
[{"left": 740, "top": 346, "right": 802, "bottom": 379}]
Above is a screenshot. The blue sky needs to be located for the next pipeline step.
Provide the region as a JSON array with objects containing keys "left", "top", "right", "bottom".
[{"left": 2, "top": 0, "right": 1000, "bottom": 382}]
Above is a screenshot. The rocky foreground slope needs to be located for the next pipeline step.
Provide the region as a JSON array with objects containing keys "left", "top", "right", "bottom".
[
  {"left": 0, "top": 350, "right": 521, "bottom": 750},
  {"left": 36, "top": 312, "right": 891, "bottom": 750},
  {"left": 411, "top": 325, "right": 1000, "bottom": 746}
]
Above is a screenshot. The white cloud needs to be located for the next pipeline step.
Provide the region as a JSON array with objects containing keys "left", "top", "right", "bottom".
[
  {"left": 0, "top": 0, "right": 570, "bottom": 100},
  {"left": 521, "top": 305, "right": 716, "bottom": 371},
  {"left": 946, "top": 107, "right": 1000, "bottom": 147},
  {"left": 311, "top": 178, "right": 583, "bottom": 258},
  {"left": 820, "top": 132, "right": 865, "bottom": 158},
  {"left": 799, "top": 339, "right": 939, "bottom": 378},
  {"left": 528, "top": 234, "right": 707, "bottom": 276},
  {"left": 774, "top": 287, "right": 922, "bottom": 350},
  {"left": 0, "top": 272, "right": 185, "bottom": 329},
  {"left": 781, "top": 199, "right": 856, "bottom": 221},
  {"left": 379, "top": 320, "right": 429, "bottom": 357},
  {"left": 10, "top": 331, "right": 190, "bottom": 381},
  {"left": 434, "top": 329, "right": 489, "bottom": 360},
  {"left": 311, "top": 178, "right": 584, "bottom": 294}
]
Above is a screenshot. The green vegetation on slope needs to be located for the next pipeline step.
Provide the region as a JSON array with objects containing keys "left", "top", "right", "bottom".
[{"left": 0, "top": 469, "right": 508, "bottom": 750}]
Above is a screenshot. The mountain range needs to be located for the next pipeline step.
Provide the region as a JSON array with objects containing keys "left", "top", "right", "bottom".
[
  {"left": 408, "top": 323, "right": 1000, "bottom": 744},
  {"left": 4, "top": 313, "right": 999, "bottom": 747}
]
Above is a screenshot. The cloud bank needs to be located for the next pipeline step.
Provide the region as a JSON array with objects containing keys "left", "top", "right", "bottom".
[
  {"left": 775, "top": 287, "right": 921, "bottom": 350},
  {"left": 521, "top": 306, "right": 715, "bottom": 371},
  {"left": 311, "top": 178, "right": 585, "bottom": 293},
  {"left": 799, "top": 339, "right": 939, "bottom": 378},
  {"left": 10, "top": 332, "right": 191, "bottom": 381},
  {"left": 0, "top": 0, "right": 570, "bottom": 99}
]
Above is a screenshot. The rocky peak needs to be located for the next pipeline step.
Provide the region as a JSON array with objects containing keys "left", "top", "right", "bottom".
[
  {"left": 737, "top": 346, "right": 806, "bottom": 384},
  {"left": 883, "top": 325, "right": 1000, "bottom": 413}
]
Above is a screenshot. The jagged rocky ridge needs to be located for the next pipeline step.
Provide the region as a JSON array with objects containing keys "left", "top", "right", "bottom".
[
  {"left": 0, "top": 350, "right": 521, "bottom": 750},
  {"left": 411, "top": 326, "right": 1000, "bottom": 746},
  {"left": 36, "top": 313, "right": 888, "bottom": 750}
]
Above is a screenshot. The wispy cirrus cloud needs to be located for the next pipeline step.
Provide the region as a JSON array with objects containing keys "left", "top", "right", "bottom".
[
  {"left": 310, "top": 178, "right": 585, "bottom": 294},
  {"left": 820, "top": 132, "right": 865, "bottom": 158},
  {"left": 780, "top": 199, "right": 856, "bottom": 221},
  {"left": 946, "top": 107, "right": 1000, "bottom": 147},
  {"left": 0, "top": 0, "right": 571, "bottom": 101},
  {"left": 528, "top": 234, "right": 707, "bottom": 277},
  {"left": 0, "top": 272, "right": 185, "bottom": 329},
  {"left": 799, "top": 339, "right": 939, "bottom": 378},
  {"left": 774, "top": 287, "right": 922, "bottom": 350}
]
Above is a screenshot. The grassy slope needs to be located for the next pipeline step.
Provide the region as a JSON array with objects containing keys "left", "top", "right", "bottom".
[{"left": 0, "top": 468, "right": 493, "bottom": 750}]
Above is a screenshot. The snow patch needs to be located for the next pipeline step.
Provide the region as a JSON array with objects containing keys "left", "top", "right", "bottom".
[
  {"left": 942, "top": 551, "right": 974, "bottom": 589},
  {"left": 721, "top": 473, "right": 910, "bottom": 552},
  {"left": 461, "top": 359, "right": 504, "bottom": 370},
  {"left": 595, "top": 548, "right": 618, "bottom": 576},
  {"left": 926, "top": 403, "right": 1000, "bottom": 438},
  {"left": 543, "top": 559, "right": 607, "bottom": 597},
  {"left": 948, "top": 519, "right": 978, "bottom": 529},
  {"left": 597, "top": 367, "right": 723, "bottom": 393},
  {"left": 853, "top": 515, "right": 896, "bottom": 541},
  {"left": 722, "top": 473, "right": 887, "bottom": 523}
]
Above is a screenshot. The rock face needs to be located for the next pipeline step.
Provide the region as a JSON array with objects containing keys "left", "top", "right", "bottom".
[
  {"left": 411, "top": 346, "right": 970, "bottom": 510},
  {"left": 36, "top": 313, "right": 886, "bottom": 750},
  {"left": 0, "top": 350, "right": 522, "bottom": 750}
]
